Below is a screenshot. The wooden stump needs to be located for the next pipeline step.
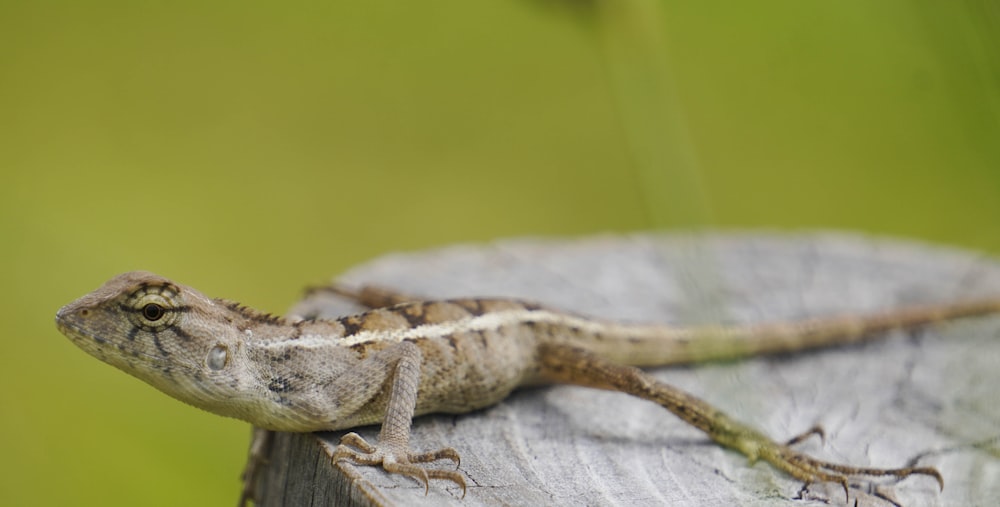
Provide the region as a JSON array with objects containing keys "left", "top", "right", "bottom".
[{"left": 249, "top": 232, "right": 1000, "bottom": 506}]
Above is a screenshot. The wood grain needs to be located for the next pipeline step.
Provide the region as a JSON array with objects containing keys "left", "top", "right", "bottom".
[{"left": 250, "top": 232, "right": 1000, "bottom": 506}]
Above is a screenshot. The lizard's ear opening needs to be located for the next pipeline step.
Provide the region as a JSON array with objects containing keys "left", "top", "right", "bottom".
[{"left": 207, "top": 344, "right": 228, "bottom": 370}]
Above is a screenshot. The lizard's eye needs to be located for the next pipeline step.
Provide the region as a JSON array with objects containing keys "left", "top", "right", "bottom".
[
  {"left": 125, "top": 284, "right": 183, "bottom": 330},
  {"left": 142, "top": 303, "right": 165, "bottom": 321}
]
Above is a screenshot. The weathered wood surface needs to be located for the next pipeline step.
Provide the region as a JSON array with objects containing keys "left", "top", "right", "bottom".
[{"left": 250, "top": 232, "right": 1000, "bottom": 506}]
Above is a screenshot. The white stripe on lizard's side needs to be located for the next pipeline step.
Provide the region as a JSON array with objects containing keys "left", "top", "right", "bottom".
[{"left": 255, "top": 309, "right": 667, "bottom": 350}]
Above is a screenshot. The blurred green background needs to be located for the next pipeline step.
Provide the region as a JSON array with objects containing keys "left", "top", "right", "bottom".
[{"left": 2, "top": 1, "right": 998, "bottom": 505}]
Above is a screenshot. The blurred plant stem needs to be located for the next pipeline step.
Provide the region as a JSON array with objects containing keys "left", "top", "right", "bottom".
[{"left": 593, "top": 0, "right": 714, "bottom": 229}]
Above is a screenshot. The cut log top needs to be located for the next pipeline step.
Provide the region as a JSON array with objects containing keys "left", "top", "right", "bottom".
[{"left": 250, "top": 232, "right": 1000, "bottom": 506}]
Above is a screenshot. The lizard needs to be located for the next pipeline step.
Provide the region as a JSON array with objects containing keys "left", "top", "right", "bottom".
[{"left": 54, "top": 270, "right": 1000, "bottom": 505}]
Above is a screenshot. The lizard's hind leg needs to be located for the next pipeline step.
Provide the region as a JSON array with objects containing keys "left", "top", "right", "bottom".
[
  {"left": 308, "top": 283, "right": 422, "bottom": 309},
  {"left": 537, "top": 343, "right": 942, "bottom": 504}
]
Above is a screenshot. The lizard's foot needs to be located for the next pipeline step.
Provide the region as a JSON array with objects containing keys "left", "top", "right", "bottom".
[
  {"left": 756, "top": 432, "right": 943, "bottom": 505},
  {"left": 332, "top": 432, "right": 467, "bottom": 497}
]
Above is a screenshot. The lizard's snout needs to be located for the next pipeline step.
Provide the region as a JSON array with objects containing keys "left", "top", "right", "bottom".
[
  {"left": 55, "top": 300, "right": 90, "bottom": 326},
  {"left": 55, "top": 304, "right": 73, "bottom": 322},
  {"left": 55, "top": 303, "right": 74, "bottom": 326}
]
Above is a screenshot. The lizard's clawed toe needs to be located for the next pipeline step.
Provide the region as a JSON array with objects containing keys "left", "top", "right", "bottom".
[
  {"left": 337, "top": 432, "right": 377, "bottom": 455},
  {"left": 409, "top": 446, "right": 461, "bottom": 466},
  {"left": 785, "top": 425, "right": 826, "bottom": 447}
]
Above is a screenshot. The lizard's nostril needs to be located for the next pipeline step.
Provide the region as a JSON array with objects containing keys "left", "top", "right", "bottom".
[{"left": 80, "top": 309, "right": 90, "bottom": 317}]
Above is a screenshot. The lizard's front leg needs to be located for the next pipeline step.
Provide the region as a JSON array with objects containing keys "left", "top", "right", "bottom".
[{"left": 331, "top": 341, "right": 466, "bottom": 496}]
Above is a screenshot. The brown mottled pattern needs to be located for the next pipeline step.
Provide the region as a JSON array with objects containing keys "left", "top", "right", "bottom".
[{"left": 412, "top": 301, "right": 474, "bottom": 324}]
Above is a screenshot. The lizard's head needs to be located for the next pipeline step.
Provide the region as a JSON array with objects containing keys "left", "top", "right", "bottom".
[{"left": 55, "top": 271, "right": 255, "bottom": 415}]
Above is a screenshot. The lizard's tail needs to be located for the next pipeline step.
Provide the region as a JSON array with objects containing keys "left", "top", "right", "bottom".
[{"left": 559, "top": 297, "right": 1000, "bottom": 367}]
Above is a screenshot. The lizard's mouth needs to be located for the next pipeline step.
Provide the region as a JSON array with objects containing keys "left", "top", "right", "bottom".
[
  {"left": 55, "top": 313, "right": 165, "bottom": 365},
  {"left": 55, "top": 316, "right": 101, "bottom": 346}
]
